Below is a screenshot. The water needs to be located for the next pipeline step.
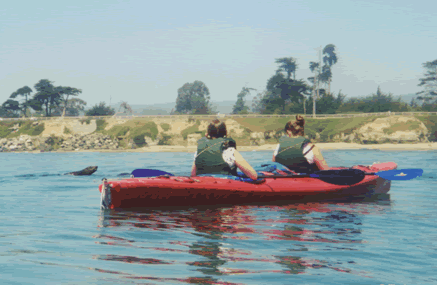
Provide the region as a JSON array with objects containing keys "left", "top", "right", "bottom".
[{"left": 1, "top": 150, "right": 436, "bottom": 284}]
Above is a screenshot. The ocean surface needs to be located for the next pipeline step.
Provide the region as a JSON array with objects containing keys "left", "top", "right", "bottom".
[{"left": 1, "top": 150, "right": 436, "bottom": 285}]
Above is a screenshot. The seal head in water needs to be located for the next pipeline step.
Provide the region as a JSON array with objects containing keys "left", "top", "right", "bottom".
[{"left": 65, "top": 166, "right": 98, "bottom": 176}]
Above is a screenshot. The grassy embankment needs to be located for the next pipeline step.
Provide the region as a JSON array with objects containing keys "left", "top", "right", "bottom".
[
  {"left": 0, "top": 121, "right": 45, "bottom": 138},
  {"left": 414, "top": 115, "right": 437, "bottom": 141},
  {"left": 1, "top": 114, "right": 437, "bottom": 149},
  {"left": 233, "top": 116, "right": 382, "bottom": 144}
]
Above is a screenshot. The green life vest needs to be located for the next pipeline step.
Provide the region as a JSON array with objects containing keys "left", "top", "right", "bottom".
[
  {"left": 195, "top": 137, "right": 238, "bottom": 176},
  {"left": 275, "top": 136, "right": 316, "bottom": 173}
]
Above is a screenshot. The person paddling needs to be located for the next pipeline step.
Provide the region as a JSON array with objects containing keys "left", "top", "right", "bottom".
[
  {"left": 272, "top": 115, "right": 329, "bottom": 172},
  {"left": 191, "top": 119, "right": 258, "bottom": 180}
]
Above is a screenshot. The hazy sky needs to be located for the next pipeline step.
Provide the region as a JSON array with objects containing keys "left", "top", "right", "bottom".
[{"left": 1, "top": 0, "right": 436, "bottom": 107}]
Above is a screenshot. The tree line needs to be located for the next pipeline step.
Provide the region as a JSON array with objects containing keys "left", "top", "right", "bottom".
[
  {"left": 0, "top": 79, "right": 117, "bottom": 118},
  {"left": 173, "top": 45, "right": 437, "bottom": 115},
  {"left": 2, "top": 54, "right": 436, "bottom": 118}
]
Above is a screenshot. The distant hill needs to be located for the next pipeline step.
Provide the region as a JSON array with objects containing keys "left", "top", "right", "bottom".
[
  {"left": 109, "top": 100, "right": 253, "bottom": 115},
  {"left": 397, "top": 93, "right": 416, "bottom": 104},
  {"left": 107, "top": 94, "right": 416, "bottom": 116},
  {"left": 110, "top": 102, "right": 174, "bottom": 115}
]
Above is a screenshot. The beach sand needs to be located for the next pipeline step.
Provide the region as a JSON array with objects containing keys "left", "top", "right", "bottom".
[{"left": 27, "top": 142, "right": 437, "bottom": 154}]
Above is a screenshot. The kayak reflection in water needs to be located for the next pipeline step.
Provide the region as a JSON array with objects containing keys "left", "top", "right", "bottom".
[
  {"left": 272, "top": 115, "right": 330, "bottom": 173},
  {"left": 190, "top": 119, "right": 258, "bottom": 180}
]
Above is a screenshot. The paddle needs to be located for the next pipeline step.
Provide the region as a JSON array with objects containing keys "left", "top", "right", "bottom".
[
  {"left": 368, "top": 169, "right": 423, "bottom": 181},
  {"left": 131, "top": 169, "right": 174, "bottom": 178},
  {"left": 257, "top": 169, "right": 366, "bottom": 185},
  {"left": 130, "top": 168, "right": 365, "bottom": 185},
  {"left": 255, "top": 168, "right": 423, "bottom": 185},
  {"left": 131, "top": 168, "right": 423, "bottom": 186}
]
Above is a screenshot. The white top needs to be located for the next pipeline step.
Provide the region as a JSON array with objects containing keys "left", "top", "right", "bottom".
[
  {"left": 273, "top": 143, "right": 315, "bottom": 164},
  {"left": 193, "top": 147, "right": 236, "bottom": 167}
]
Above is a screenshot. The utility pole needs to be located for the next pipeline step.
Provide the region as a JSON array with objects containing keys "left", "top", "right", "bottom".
[
  {"left": 317, "top": 45, "right": 322, "bottom": 101},
  {"left": 312, "top": 46, "right": 322, "bottom": 118}
]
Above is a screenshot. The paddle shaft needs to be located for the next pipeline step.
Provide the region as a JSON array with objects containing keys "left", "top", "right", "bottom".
[{"left": 257, "top": 169, "right": 421, "bottom": 181}]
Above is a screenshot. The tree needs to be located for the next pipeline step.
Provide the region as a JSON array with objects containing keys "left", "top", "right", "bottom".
[
  {"left": 309, "top": 61, "right": 321, "bottom": 117},
  {"left": 251, "top": 90, "right": 266, "bottom": 113},
  {"left": 54, "top": 86, "right": 82, "bottom": 117},
  {"left": 119, "top": 101, "right": 133, "bottom": 114},
  {"left": 1, "top": 99, "right": 21, "bottom": 117},
  {"left": 52, "top": 98, "right": 87, "bottom": 116},
  {"left": 259, "top": 58, "right": 310, "bottom": 114},
  {"left": 175, "top": 80, "right": 211, "bottom": 114},
  {"left": 232, "top": 87, "right": 255, "bottom": 114},
  {"left": 319, "top": 64, "right": 332, "bottom": 91},
  {"left": 10, "top": 86, "right": 33, "bottom": 117},
  {"left": 322, "top": 44, "right": 338, "bottom": 94},
  {"left": 336, "top": 87, "right": 409, "bottom": 113},
  {"left": 275, "top": 57, "right": 298, "bottom": 80},
  {"left": 30, "top": 79, "right": 62, "bottom": 116},
  {"left": 85, "top": 102, "right": 115, "bottom": 116},
  {"left": 416, "top": 59, "right": 437, "bottom": 105},
  {"left": 316, "top": 91, "right": 346, "bottom": 114}
]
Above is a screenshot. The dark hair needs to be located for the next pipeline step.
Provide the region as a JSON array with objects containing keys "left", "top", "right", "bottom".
[
  {"left": 284, "top": 115, "right": 305, "bottom": 136},
  {"left": 207, "top": 119, "right": 227, "bottom": 138}
]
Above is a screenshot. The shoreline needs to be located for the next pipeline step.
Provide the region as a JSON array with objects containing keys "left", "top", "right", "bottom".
[{"left": 4, "top": 142, "right": 437, "bottom": 154}]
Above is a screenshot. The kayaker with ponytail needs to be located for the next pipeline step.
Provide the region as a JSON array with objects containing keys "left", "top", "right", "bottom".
[
  {"left": 191, "top": 119, "right": 258, "bottom": 180},
  {"left": 272, "top": 115, "right": 329, "bottom": 172}
]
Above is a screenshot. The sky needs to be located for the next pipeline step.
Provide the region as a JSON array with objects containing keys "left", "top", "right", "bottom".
[{"left": 1, "top": 0, "right": 436, "bottom": 108}]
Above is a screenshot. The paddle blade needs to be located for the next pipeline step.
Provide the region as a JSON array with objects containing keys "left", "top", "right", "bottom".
[
  {"left": 310, "top": 169, "right": 366, "bottom": 185},
  {"left": 131, "top": 169, "right": 174, "bottom": 178},
  {"left": 375, "top": 169, "right": 423, "bottom": 181}
]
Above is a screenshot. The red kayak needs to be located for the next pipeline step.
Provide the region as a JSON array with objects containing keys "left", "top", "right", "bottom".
[{"left": 99, "top": 162, "right": 396, "bottom": 209}]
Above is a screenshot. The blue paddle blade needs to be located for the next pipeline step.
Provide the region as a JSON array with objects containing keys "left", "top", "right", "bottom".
[
  {"left": 375, "top": 169, "right": 423, "bottom": 180},
  {"left": 131, "top": 169, "right": 174, "bottom": 178}
]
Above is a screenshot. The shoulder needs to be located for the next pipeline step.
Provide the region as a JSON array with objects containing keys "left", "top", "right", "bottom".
[
  {"left": 223, "top": 137, "right": 236, "bottom": 148},
  {"left": 278, "top": 135, "right": 290, "bottom": 143},
  {"left": 197, "top": 136, "right": 208, "bottom": 145},
  {"left": 303, "top": 142, "right": 314, "bottom": 151},
  {"left": 198, "top": 136, "right": 208, "bottom": 143}
]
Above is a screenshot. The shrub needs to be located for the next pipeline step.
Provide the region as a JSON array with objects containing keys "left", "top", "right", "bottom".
[
  {"left": 96, "top": 119, "right": 107, "bottom": 132},
  {"left": 129, "top": 121, "right": 159, "bottom": 147},
  {"left": 64, "top": 127, "right": 72, "bottom": 134},
  {"left": 111, "top": 126, "right": 130, "bottom": 137},
  {"left": 0, "top": 123, "right": 12, "bottom": 138},
  {"left": 80, "top": 118, "right": 91, "bottom": 125},
  {"left": 42, "top": 135, "right": 63, "bottom": 151},
  {"left": 85, "top": 102, "right": 115, "bottom": 116},
  {"left": 130, "top": 121, "right": 159, "bottom": 141},
  {"left": 158, "top": 133, "right": 173, "bottom": 145},
  {"left": 160, "top": 123, "right": 171, "bottom": 132},
  {"left": 181, "top": 120, "right": 201, "bottom": 140},
  {"left": 132, "top": 134, "right": 147, "bottom": 147}
]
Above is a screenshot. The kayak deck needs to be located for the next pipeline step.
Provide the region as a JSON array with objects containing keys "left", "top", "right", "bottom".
[{"left": 99, "top": 162, "right": 396, "bottom": 209}]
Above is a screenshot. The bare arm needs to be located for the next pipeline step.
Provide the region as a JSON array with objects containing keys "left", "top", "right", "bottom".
[
  {"left": 272, "top": 143, "right": 279, "bottom": 162},
  {"left": 234, "top": 150, "right": 258, "bottom": 180},
  {"left": 190, "top": 162, "right": 197, "bottom": 177},
  {"left": 311, "top": 145, "right": 329, "bottom": 170}
]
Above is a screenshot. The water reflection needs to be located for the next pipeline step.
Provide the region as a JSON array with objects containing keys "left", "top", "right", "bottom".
[{"left": 94, "top": 199, "right": 392, "bottom": 282}]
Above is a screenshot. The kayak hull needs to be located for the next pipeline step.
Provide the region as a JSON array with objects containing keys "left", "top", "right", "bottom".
[{"left": 99, "top": 162, "right": 396, "bottom": 209}]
